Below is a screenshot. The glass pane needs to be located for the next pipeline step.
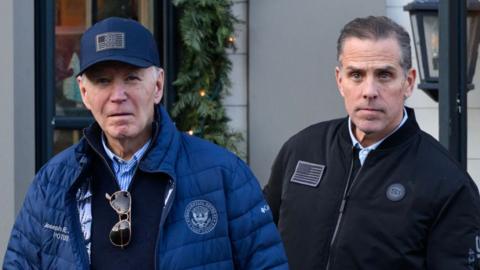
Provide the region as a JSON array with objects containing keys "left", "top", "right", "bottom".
[
  {"left": 411, "top": 14, "right": 425, "bottom": 81},
  {"left": 95, "top": 0, "right": 154, "bottom": 30},
  {"left": 53, "top": 129, "right": 83, "bottom": 154},
  {"left": 466, "top": 15, "right": 480, "bottom": 83},
  {"left": 55, "top": 0, "right": 89, "bottom": 117},
  {"left": 54, "top": 0, "right": 154, "bottom": 117},
  {"left": 423, "top": 15, "right": 439, "bottom": 79},
  {"left": 96, "top": 0, "right": 137, "bottom": 21}
]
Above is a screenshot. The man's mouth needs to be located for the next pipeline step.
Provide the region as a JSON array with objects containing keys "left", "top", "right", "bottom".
[
  {"left": 109, "top": 112, "right": 133, "bottom": 117},
  {"left": 357, "top": 107, "right": 382, "bottom": 112}
]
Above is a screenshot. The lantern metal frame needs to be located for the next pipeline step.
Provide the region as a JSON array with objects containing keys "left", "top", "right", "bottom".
[{"left": 404, "top": 0, "right": 480, "bottom": 101}]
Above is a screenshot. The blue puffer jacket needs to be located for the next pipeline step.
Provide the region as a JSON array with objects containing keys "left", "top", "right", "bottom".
[{"left": 3, "top": 106, "right": 289, "bottom": 270}]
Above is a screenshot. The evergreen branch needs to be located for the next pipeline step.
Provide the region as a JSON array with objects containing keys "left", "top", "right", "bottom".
[{"left": 171, "top": 0, "right": 244, "bottom": 157}]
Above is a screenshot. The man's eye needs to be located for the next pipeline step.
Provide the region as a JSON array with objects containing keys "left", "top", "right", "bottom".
[
  {"left": 95, "top": 78, "right": 110, "bottom": 84},
  {"left": 350, "top": 72, "right": 362, "bottom": 80},
  {"left": 378, "top": 72, "right": 392, "bottom": 80},
  {"left": 126, "top": 75, "right": 140, "bottom": 81}
]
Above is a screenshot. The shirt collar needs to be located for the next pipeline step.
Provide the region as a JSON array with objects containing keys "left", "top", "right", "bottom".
[
  {"left": 349, "top": 107, "right": 408, "bottom": 151},
  {"left": 101, "top": 134, "right": 151, "bottom": 164}
]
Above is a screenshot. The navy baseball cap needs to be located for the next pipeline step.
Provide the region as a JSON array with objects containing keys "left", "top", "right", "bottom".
[{"left": 78, "top": 17, "right": 160, "bottom": 76}]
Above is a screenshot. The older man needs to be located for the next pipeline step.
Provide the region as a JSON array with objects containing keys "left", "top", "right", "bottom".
[
  {"left": 264, "top": 16, "right": 480, "bottom": 270},
  {"left": 4, "top": 17, "right": 288, "bottom": 270}
]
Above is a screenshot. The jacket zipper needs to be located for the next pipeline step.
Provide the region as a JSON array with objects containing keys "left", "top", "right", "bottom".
[
  {"left": 84, "top": 136, "right": 122, "bottom": 188},
  {"left": 325, "top": 147, "right": 364, "bottom": 270},
  {"left": 154, "top": 178, "right": 176, "bottom": 270}
]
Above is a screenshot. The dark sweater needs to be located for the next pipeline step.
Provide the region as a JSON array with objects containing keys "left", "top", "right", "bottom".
[{"left": 86, "top": 128, "right": 167, "bottom": 270}]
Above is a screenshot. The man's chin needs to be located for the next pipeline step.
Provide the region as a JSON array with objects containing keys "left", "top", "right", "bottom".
[
  {"left": 104, "top": 130, "right": 133, "bottom": 141},
  {"left": 355, "top": 123, "right": 382, "bottom": 136}
]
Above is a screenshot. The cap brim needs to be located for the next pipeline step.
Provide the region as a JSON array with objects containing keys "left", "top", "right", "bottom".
[{"left": 77, "top": 55, "right": 154, "bottom": 76}]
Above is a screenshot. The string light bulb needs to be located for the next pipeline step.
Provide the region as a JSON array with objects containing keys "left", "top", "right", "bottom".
[
  {"left": 199, "top": 89, "right": 206, "bottom": 97},
  {"left": 227, "top": 35, "right": 236, "bottom": 45},
  {"left": 188, "top": 130, "right": 194, "bottom": 135}
]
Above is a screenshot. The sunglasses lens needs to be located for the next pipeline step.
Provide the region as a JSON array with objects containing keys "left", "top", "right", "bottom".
[
  {"left": 107, "top": 191, "right": 132, "bottom": 247},
  {"left": 110, "top": 220, "right": 131, "bottom": 247},
  {"left": 110, "top": 191, "right": 130, "bottom": 214}
]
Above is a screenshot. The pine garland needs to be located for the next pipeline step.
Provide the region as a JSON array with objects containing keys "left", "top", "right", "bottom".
[{"left": 171, "top": 0, "right": 243, "bottom": 156}]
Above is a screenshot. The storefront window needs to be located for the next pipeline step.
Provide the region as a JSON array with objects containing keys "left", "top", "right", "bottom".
[{"left": 55, "top": 0, "right": 87, "bottom": 117}]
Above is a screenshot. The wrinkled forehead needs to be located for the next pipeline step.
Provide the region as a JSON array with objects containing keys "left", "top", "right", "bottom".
[{"left": 338, "top": 37, "right": 403, "bottom": 68}]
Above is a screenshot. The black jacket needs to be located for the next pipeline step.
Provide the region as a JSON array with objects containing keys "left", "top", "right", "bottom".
[{"left": 264, "top": 108, "right": 480, "bottom": 270}]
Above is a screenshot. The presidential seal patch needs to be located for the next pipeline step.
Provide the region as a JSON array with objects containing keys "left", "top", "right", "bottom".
[{"left": 184, "top": 200, "right": 218, "bottom": 235}]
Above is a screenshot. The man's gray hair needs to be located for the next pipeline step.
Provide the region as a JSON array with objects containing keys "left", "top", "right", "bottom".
[{"left": 337, "top": 16, "right": 412, "bottom": 72}]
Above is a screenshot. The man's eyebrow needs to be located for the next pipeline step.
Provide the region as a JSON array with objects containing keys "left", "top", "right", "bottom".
[
  {"left": 85, "top": 71, "right": 107, "bottom": 80},
  {"left": 343, "top": 66, "right": 364, "bottom": 72},
  {"left": 124, "top": 67, "right": 144, "bottom": 75},
  {"left": 342, "top": 65, "right": 397, "bottom": 72},
  {"left": 128, "top": 70, "right": 143, "bottom": 76},
  {"left": 375, "top": 65, "right": 397, "bottom": 72}
]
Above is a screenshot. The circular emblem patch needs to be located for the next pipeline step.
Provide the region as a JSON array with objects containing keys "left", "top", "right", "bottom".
[
  {"left": 386, "top": 183, "right": 406, "bottom": 202},
  {"left": 184, "top": 200, "right": 218, "bottom": 235}
]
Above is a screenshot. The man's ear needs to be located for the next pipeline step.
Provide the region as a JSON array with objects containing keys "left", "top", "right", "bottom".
[
  {"left": 77, "top": 75, "right": 92, "bottom": 110},
  {"left": 335, "top": 66, "right": 345, "bottom": 97},
  {"left": 403, "top": 68, "right": 416, "bottom": 99},
  {"left": 153, "top": 68, "right": 165, "bottom": 104}
]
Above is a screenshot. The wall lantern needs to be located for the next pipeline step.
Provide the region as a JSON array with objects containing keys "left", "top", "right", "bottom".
[{"left": 404, "top": 0, "right": 480, "bottom": 101}]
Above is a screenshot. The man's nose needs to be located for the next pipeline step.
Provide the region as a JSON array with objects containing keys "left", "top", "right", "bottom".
[
  {"left": 110, "top": 81, "right": 128, "bottom": 102},
  {"left": 362, "top": 77, "right": 379, "bottom": 99}
]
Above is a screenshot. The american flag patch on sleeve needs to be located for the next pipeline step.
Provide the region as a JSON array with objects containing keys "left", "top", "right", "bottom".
[{"left": 290, "top": 160, "right": 325, "bottom": 187}]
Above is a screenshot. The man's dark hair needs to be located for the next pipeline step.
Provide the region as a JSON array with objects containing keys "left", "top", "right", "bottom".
[{"left": 337, "top": 16, "right": 412, "bottom": 72}]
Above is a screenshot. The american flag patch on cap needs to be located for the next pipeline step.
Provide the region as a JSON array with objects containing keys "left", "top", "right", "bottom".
[
  {"left": 290, "top": 161, "right": 325, "bottom": 187},
  {"left": 96, "top": 32, "right": 125, "bottom": 52}
]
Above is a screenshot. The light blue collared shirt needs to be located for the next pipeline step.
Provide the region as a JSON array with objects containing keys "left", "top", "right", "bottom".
[
  {"left": 102, "top": 135, "right": 151, "bottom": 191},
  {"left": 348, "top": 107, "right": 408, "bottom": 165}
]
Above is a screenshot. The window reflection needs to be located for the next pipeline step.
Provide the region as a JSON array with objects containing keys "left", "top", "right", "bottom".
[
  {"left": 96, "top": 0, "right": 138, "bottom": 21},
  {"left": 54, "top": 129, "right": 83, "bottom": 154},
  {"left": 55, "top": 0, "right": 88, "bottom": 117}
]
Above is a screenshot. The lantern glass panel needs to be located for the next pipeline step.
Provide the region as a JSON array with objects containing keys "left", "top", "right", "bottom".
[
  {"left": 423, "top": 15, "right": 439, "bottom": 79},
  {"left": 466, "top": 14, "right": 480, "bottom": 82},
  {"left": 410, "top": 14, "right": 425, "bottom": 81}
]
